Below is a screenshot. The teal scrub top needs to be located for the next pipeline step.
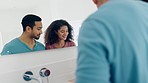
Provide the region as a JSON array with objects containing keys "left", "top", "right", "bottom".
[{"left": 1, "top": 38, "right": 45, "bottom": 55}]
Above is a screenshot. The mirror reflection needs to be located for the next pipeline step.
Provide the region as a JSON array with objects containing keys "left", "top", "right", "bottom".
[
  {"left": 0, "top": 0, "right": 96, "bottom": 56},
  {"left": 44, "top": 19, "right": 76, "bottom": 50}
]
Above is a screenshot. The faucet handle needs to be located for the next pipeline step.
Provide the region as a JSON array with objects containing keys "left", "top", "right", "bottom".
[
  {"left": 39, "top": 68, "right": 51, "bottom": 77},
  {"left": 23, "top": 71, "right": 33, "bottom": 81}
]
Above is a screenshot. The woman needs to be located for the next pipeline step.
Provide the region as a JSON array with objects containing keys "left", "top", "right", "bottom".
[{"left": 44, "top": 19, "right": 75, "bottom": 50}]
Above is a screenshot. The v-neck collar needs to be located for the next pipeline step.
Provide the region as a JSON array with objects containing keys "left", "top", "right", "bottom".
[{"left": 17, "top": 38, "right": 36, "bottom": 50}]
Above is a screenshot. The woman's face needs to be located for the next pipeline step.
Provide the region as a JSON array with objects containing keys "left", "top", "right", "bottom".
[{"left": 56, "top": 25, "right": 69, "bottom": 40}]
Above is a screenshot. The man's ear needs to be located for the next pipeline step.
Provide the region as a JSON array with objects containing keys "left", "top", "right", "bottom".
[
  {"left": 26, "top": 26, "right": 31, "bottom": 32},
  {"left": 92, "top": 0, "right": 98, "bottom": 5},
  {"left": 92, "top": 0, "right": 108, "bottom": 8}
]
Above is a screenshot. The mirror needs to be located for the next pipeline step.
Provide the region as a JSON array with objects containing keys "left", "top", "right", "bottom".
[{"left": 0, "top": 0, "right": 96, "bottom": 56}]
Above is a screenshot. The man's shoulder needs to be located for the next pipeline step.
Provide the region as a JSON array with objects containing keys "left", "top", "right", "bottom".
[
  {"left": 1, "top": 38, "right": 20, "bottom": 55},
  {"left": 3, "top": 38, "right": 19, "bottom": 47},
  {"left": 35, "top": 41, "right": 45, "bottom": 50},
  {"left": 85, "top": 0, "right": 146, "bottom": 24},
  {"left": 36, "top": 41, "right": 44, "bottom": 46}
]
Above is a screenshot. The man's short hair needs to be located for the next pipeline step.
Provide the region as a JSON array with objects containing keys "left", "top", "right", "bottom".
[{"left": 21, "top": 14, "right": 42, "bottom": 31}]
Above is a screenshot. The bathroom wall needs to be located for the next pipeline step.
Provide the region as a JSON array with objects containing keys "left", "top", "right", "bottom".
[{"left": 0, "top": 47, "right": 77, "bottom": 83}]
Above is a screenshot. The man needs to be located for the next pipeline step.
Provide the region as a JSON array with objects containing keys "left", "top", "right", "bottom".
[
  {"left": 76, "top": 0, "right": 148, "bottom": 83},
  {"left": 1, "top": 14, "right": 45, "bottom": 55}
]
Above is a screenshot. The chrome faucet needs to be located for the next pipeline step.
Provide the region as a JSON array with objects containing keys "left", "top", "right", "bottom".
[
  {"left": 23, "top": 68, "right": 50, "bottom": 83},
  {"left": 23, "top": 71, "right": 42, "bottom": 83},
  {"left": 39, "top": 68, "right": 51, "bottom": 83}
]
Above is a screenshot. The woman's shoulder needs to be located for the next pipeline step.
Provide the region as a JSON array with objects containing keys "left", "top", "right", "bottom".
[
  {"left": 45, "top": 43, "right": 55, "bottom": 50},
  {"left": 65, "top": 41, "right": 75, "bottom": 47}
]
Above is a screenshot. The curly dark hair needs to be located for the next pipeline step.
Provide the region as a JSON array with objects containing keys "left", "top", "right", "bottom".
[{"left": 44, "top": 19, "right": 74, "bottom": 45}]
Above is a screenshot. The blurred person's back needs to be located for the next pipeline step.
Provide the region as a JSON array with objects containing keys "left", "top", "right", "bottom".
[{"left": 76, "top": 1, "right": 148, "bottom": 83}]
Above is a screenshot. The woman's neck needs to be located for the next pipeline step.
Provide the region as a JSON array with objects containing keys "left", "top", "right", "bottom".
[{"left": 54, "top": 40, "right": 65, "bottom": 48}]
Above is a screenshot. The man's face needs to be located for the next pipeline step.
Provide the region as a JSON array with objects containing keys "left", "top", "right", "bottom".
[{"left": 31, "top": 21, "right": 43, "bottom": 40}]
